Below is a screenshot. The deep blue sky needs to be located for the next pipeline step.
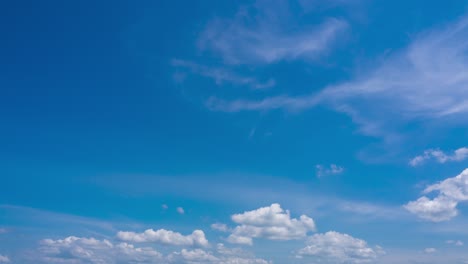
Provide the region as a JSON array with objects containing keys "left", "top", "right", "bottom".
[{"left": 2, "top": 1, "right": 468, "bottom": 263}]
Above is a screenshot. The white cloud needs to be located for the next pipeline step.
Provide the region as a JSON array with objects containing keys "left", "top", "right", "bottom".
[
  {"left": 297, "top": 231, "right": 384, "bottom": 263},
  {"left": 409, "top": 147, "right": 468, "bottom": 166},
  {"left": 168, "top": 246, "right": 271, "bottom": 264},
  {"left": 39, "top": 236, "right": 162, "bottom": 263},
  {"left": 177, "top": 207, "right": 185, "bottom": 215},
  {"left": 404, "top": 168, "right": 468, "bottom": 222},
  {"left": 446, "top": 240, "right": 464, "bottom": 246},
  {"left": 162, "top": 204, "right": 169, "bottom": 210},
  {"left": 0, "top": 255, "right": 9, "bottom": 263},
  {"left": 227, "top": 203, "right": 316, "bottom": 245},
  {"left": 424, "top": 248, "right": 437, "bottom": 254},
  {"left": 198, "top": 0, "right": 347, "bottom": 65},
  {"left": 117, "top": 229, "right": 209, "bottom": 247},
  {"left": 171, "top": 59, "right": 275, "bottom": 89},
  {"left": 316, "top": 164, "right": 344, "bottom": 177},
  {"left": 211, "top": 223, "right": 229, "bottom": 232},
  {"left": 207, "top": 15, "right": 468, "bottom": 139}
]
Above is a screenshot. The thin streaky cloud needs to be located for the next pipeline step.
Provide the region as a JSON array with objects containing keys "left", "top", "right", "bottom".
[
  {"left": 171, "top": 59, "right": 275, "bottom": 89},
  {"left": 206, "top": 15, "right": 468, "bottom": 139},
  {"left": 198, "top": 0, "right": 348, "bottom": 65}
]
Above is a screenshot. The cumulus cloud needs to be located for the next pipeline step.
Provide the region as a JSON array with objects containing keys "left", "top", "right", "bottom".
[
  {"left": 207, "top": 15, "right": 468, "bottom": 139},
  {"left": 446, "top": 240, "right": 464, "bottom": 246},
  {"left": 117, "top": 229, "right": 209, "bottom": 247},
  {"left": 211, "top": 223, "right": 230, "bottom": 232},
  {"left": 227, "top": 203, "right": 316, "bottom": 245},
  {"left": 198, "top": 0, "right": 347, "bottom": 65},
  {"left": 424, "top": 248, "right": 437, "bottom": 254},
  {"left": 316, "top": 164, "right": 344, "bottom": 177},
  {"left": 297, "top": 231, "right": 384, "bottom": 263},
  {"left": 171, "top": 59, "right": 275, "bottom": 89},
  {"left": 0, "top": 255, "right": 9, "bottom": 263},
  {"left": 409, "top": 147, "right": 468, "bottom": 166},
  {"left": 168, "top": 247, "right": 271, "bottom": 264},
  {"left": 39, "top": 236, "right": 162, "bottom": 263},
  {"left": 177, "top": 207, "right": 185, "bottom": 215},
  {"left": 404, "top": 168, "right": 468, "bottom": 222}
]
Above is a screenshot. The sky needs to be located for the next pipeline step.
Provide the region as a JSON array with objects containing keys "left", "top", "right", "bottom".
[{"left": 1, "top": 0, "right": 468, "bottom": 263}]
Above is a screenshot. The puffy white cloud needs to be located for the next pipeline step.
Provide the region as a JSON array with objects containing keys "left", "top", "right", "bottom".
[
  {"left": 297, "top": 231, "right": 384, "bottom": 263},
  {"left": 446, "top": 240, "right": 464, "bottom": 246},
  {"left": 227, "top": 203, "right": 316, "bottom": 245},
  {"left": 198, "top": 0, "right": 347, "bottom": 65},
  {"left": 168, "top": 247, "right": 271, "bottom": 264},
  {"left": 211, "top": 223, "right": 229, "bottom": 232},
  {"left": 39, "top": 236, "right": 162, "bottom": 263},
  {"left": 404, "top": 168, "right": 468, "bottom": 222},
  {"left": 424, "top": 248, "right": 437, "bottom": 254},
  {"left": 177, "top": 207, "right": 185, "bottom": 215},
  {"left": 409, "top": 147, "right": 468, "bottom": 166},
  {"left": 0, "top": 255, "right": 9, "bottom": 263},
  {"left": 316, "top": 164, "right": 344, "bottom": 177},
  {"left": 117, "top": 229, "right": 209, "bottom": 247}
]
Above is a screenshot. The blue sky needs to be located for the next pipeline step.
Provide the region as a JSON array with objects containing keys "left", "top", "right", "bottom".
[{"left": 2, "top": 0, "right": 468, "bottom": 263}]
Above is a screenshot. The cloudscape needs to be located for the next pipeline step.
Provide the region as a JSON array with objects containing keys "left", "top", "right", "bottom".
[{"left": 2, "top": 0, "right": 468, "bottom": 263}]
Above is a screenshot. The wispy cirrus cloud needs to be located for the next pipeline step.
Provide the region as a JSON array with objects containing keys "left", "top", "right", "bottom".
[
  {"left": 171, "top": 59, "right": 275, "bottom": 89},
  {"left": 409, "top": 147, "right": 468, "bottom": 166},
  {"left": 207, "top": 15, "right": 468, "bottom": 139},
  {"left": 197, "top": 0, "right": 348, "bottom": 65}
]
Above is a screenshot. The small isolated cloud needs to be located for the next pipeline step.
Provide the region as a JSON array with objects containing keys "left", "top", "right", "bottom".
[
  {"left": 0, "top": 255, "right": 9, "bottom": 263},
  {"left": 404, "top": 168, "right": 468, "bottom": 222},
  {"left": 171, "top": 59, "right": 275, "bottom": 89},
  {"left": 227, "top": 203, "right": 316, "bottom": 245},
  {"left": 162, "top": 204, "right": 168, "bottom": 210},
  {"left": 211, "top": 223, "right": 229, "bottom": 232},
  {"left": 198, "top": 0, "right": 347, "bottom": 65},
  {"left": 117, "top": 229, "right": 209, "bottom": 247},
  {"left": 0, "top": 228, "right": 7, "bottom": 234},
  {"left": 424, "top": 248, "right": 437, "bottom": 254},
  {"left": 177, "top": 207, "right": 185, "bottom": 215},
  {"left": 446, "top": 240, "right": 464, "bottom": 246},
  {"left": 39, "top": 236, "right": 162, "bottom": 263},
  {"left": 316, "top": 164, "right": 344, "bottom": 177},
  {"left": 297, "top": 231, "right": 384, "bottom": 263},
  {"left": 409, "top": 147, "right": 468, "bottom": 166}
]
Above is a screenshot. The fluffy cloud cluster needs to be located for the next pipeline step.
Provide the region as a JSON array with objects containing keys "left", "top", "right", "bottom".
[
  {"left": 409, "top": 147, "right": 468, "bottom": 166},
  {"left": 117, "top": 229, "right": 209, "bottom": 247},
  {"left": 168, "top": 245, "right": 271, "bottom": 264},
  {"left": 227, "top": 203, "right": 316, "bottom": 245},
  {"left": 38, "top": 235, "right": 270, "bottom": 264},
  {"left": 297, "top": 231, "right": 384, "bottom": 263},
  {"left": 404, "top": 168, "right": 468, "bottom": 221},
  {"left": 0, "top": 255, "right": 9, "bottom": 263},
  {"left": 316, "top": 164, "right": 344, "bottom": 177},
  {"left": 39, "top": 236, "right": 162, "bottom": 263},
  {"left": 446, "top": 240, "right": 464, "bottom": 246}
]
